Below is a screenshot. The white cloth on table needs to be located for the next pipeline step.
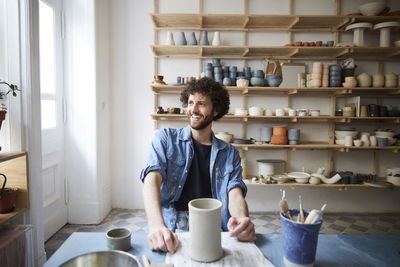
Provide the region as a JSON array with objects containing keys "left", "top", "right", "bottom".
[{"left": 166, "top": 232, "right": 275, "bottom": 267}]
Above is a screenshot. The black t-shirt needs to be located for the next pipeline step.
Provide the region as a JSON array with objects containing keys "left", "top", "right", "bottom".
[{"left": 174, "top": 138, "right": 212, "bottom": 211}]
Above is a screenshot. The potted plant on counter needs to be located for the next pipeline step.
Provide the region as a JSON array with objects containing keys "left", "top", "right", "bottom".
[{"left": 0, "top": 80, "right": 20, "bottom": 130}]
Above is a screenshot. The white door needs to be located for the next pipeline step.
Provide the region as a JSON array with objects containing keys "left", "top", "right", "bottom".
[{"left": 39, "top": 0, "right": 67, "bottom": 241}]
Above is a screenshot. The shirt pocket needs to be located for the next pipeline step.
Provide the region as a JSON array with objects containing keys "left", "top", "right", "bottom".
[
  {"left": 163, "top": 151, "right": 186, "bottom": 197},
  {"left": 215, "top": 165, "right": 233, "bottom": 182}
]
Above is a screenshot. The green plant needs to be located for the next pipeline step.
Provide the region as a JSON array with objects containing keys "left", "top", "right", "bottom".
[{"left": 0, "top": 80, "right": 20, "bottom": 99}]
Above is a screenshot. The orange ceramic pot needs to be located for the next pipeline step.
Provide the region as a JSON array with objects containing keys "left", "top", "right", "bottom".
[
  {"left": 271, "top": 135, "right": 288, "bottom": 145},
  {"left": 0, "top": 187, "right": 18, "bottom": 213},
  {"left": 271, "top": 126, "right": 288, "bottom": 145},
  {"left": 273, "top": 126, "right": 287, "bottom": 136}
]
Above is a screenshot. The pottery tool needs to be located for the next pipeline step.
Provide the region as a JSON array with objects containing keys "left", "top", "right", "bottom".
[
  {"left": 297, "top": 195, "right": 305, "bottom": 223},
  {"left": 279, "top": 189, "right": 291, "bottom": 219},
  {"left": 310, "top": 204, "right": 327, "bottom": 224},
  {"left": 142, "top": 255, "right": 174, "bottom": 267}
]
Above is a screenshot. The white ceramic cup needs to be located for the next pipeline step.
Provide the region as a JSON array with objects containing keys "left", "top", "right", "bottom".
[
  {"left": 345, "top": 135, "right": 353, "bottom": 147},
  {"left": 288, "top": 109, "right": 296, "bottom": 116},
  {"left": 370, "top": 135, "right": 377, "bottom": 146},
  {"left": 189, "top": 198, "right": 223, "bottom": 262},
  {"left": 265, "top": 109, "right": 273, "bottom": 116},
  {"left": 275, "top": 108, "right": 285, "bottom": 116},
  {"left": 353, "top": 139, "right": 362, "bottom": 147}
]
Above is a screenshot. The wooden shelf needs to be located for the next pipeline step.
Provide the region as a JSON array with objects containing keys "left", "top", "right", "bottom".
[
  {"left": 151, "top": 84, "right": 400, "bottom": 96},
  {"left": 0, "top": 152, "right": 29, "bottom": 225},
  {"left": 243, "top": 179, "right": 398, "bottom": 189},
  {"left": 151, "top": 113, "right": 400, "bottom": 124},
  {"left": 151, "top": 13, "right": 400, "bottom": 31},
  {"left": 151, "top": 45, "right": 400, "bottom": 60},
  {"left": 235, "top": 144, "right": 400, "bottom": 151}
]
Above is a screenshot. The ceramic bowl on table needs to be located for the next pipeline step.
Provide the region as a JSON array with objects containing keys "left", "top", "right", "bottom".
[{"left": 60, "top": 251, "right": 140, "bottom": 267}]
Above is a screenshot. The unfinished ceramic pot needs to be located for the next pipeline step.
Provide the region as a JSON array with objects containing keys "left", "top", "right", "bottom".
[{"left": 189, "top": 198, "right": 223, "bottom": 262}]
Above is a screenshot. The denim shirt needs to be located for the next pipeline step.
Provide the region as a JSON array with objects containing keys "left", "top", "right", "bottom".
[{"left": 140, "top": 125, "right": 247, "bottom": 232}]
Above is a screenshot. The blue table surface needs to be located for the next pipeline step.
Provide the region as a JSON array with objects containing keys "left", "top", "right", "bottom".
[{"left": 44, "top": 232, "right": 400, "bottom": 267}]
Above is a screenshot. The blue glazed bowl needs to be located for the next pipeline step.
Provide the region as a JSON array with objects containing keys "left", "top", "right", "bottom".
[
  {"left": 229, "top": 66, "right": 237, "bottom": 73},
  {"left": 266, "top": 74, "right": 282, "bottom": 87},
  {"left": 250, "top": 77, "right": 265, "bottom": 86},
  {"left": 236, "top": 76, "right": 250, "bottom": 80},
  {"left": 329, "top": 65, "right": 341, "bottom": 72}
]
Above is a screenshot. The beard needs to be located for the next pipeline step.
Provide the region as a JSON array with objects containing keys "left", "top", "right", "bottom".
[{"left": 189, "top": 112, "right": 214, "bottom": 130}]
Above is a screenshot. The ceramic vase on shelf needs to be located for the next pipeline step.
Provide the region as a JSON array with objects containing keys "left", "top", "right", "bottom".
[
  {"left": 200, "top": 30, "right": 209, "bottom": 45},
  {"left": 166, "top": 31, "right": 175, "bottom": 45},
  {"left": 177, "top": 32, "right": 187, "bottom": 45},
  {"left": 188, "top": 32, "right": 198, "bottom": 45},
  {"left": 270, "top": 126, "right": 288, "bottom": 145},
  {"left": 212, "top": 32, "right": 221, "bottom": 46}
]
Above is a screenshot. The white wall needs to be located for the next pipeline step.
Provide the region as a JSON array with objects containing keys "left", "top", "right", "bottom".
[{"left": 110, "top": 0, "right": 400, "bottom": 213}]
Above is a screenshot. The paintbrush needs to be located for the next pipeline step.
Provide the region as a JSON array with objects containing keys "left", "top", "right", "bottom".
[
  {"left": 279, "top": 189, "right": 291, "bottom": 219},
  {"left": 297, "top": 195, "right": 305, "bottom": 223}
]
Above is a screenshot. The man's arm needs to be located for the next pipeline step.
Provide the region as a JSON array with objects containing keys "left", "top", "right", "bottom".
[
  {"left": 227, "top": 187, "right": 256, "bottom": 242},
  {"left": 143, "top": 171, "right": 179, "bottom": 253}
]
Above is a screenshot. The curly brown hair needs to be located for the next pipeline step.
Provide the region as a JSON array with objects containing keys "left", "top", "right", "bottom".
[{"left": 180, "top": 77, "right": 230, "bottom": 121}]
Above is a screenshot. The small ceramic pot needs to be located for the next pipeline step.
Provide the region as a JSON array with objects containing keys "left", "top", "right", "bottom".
[
  {"left": 212, "top": 58, "right": 221, "bottom": 67},
  {"left": 310, "top": 110, "right": 320, "bottom": 116},
  {"left": 234, "top": 108, "right": 248, "bottom": 116},
  {"left": 275, "top": 108, "right": 285, "bottom": 117},
  {"left": 288, "top": 109, "right": 296, "bottom": 116},
  {"left": 265, "top": 109, "right": 273, "bottom": 116},
  {"left": 253, "top": 70, "right": 265, "bottom": 78},
  {"left": 370, "top": 135, "right": 377, "bottom": 146},
  {"left": 344, "top": 135, "right": 353, "bottom": 147},
  {"left": 236, "top": 79, "right": 249, "bottom": 87},
  {"left": 106, "top": 228, "right": 132, "bottom": 251},
  {"left": 229, "top": 66, "right": 237, "bottom": 73},
  {"left": 360, "top": 105, "right": 368, "bottom": 117},
  {"left": 249, "top": 106, "right": 264, "bottom": 116},
  {"left": 212, "top": 32, "right": 221, "bottom": 46},
  {"left": 265, "top": 74, "right": 282, "bottom": 87},
  {"left": 353, "top": 139, "right": 362, "bottom": 147},
  {"left": 250, "top": 77, "right": 265, "bottom": 87},
  {"left": 369, "top": 104, "right": 380, "bottom": 117}
]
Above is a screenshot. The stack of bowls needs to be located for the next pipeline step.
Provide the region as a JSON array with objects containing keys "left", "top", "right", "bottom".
[
  {"left": 312, "top": 62, "right": 322, "bottom": 87},
  {"left": 342, "top": 76, "right": 357, "bottom": 88},
  {"left": 204, "top": 63, "right": 213, "bottom": 78},
  {"left": 372, "top": 73, "right": 385, "bottom": 88},
  {"left": 250, "top": 70, "right": 265, "bottom": 86},
  {"left": 357, "top": 73, "right": 372, "bottom": 87},
  {"left": 288, "top": 129, "right": 300, "bottom": 145},
  {"left": 229, "top": 66, "right": 237, "bottom": 86},
  {"left": 335, "top": 128, "right": 358, "bottom": 145},
  {"left": 386, "top": 168, "right": 400, "bottom": 186},
  {"left": 215, "top": 131, "right": 234, "bottom": 143},
  {"left": 385, "top": 72, "right": 398, "bottom": 88},
  {"left": 322, "top": 64, "right": 329, "bottom": 87},
  {"left": 213, "top": 59, "right": 222, "bottom": 84},
  {"left": 329, "top": 64, "right": 342, "bottom": 87},
  {"left": 234, "top": 107, "right": 248, "bottom": 116},
  {"left": 243, "top": 67, "right": 252, "bottom": 79}
]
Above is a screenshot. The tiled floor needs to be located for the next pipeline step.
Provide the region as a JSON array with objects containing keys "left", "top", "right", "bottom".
[{"left": 45, "top": 209, "right": 400, "bottom": 259}]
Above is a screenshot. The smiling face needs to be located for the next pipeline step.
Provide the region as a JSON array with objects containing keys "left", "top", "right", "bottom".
[{"left": 187, "top": 93, "right": 217, "bottom": 131}]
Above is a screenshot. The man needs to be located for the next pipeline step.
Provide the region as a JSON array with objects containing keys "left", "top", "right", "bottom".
[{"left": 140, "top": 77, "right": 256, "bottom": 254}]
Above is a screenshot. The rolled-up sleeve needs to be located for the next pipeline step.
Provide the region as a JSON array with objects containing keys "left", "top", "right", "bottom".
[
  {"left": 140, "top": 129, "right": 168, "bottom": 182},
  {"left": 227, "top": 147, "right": 247, "bottom": 197}
]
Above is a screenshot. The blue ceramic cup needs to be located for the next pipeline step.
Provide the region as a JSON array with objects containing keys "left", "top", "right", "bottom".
[{"left": 281, "top": 209, "right": 322, "bottom": 266}]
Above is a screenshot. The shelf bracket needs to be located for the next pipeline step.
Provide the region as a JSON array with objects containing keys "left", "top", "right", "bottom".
[
  {"left": 334, "top": 48, "right": 350, "bottom": 58},
  {"left": 288, "top": 17, "right": 300, "bottom": 29},
  {"left": 241, "top": 48, "right": 250, "bottom": 57},
  {"left": 335, "top": 17, "right": 351, "bottom": 30},
  {"left": 288, "top": 48, "right": 299, "bottom": 57},
  {"left": 242, "top": 16, "right": 250, "bottom": 28},
  {"left": 290, "top": 117, "right": 297, "bottom": 122},
  {"left": 243, "top": 88, "right": 249, "bottom": 94},
  {"left": 386, "top": 50, "right": 400, "bottom": 58},
  {"left": 334, "top": 89, "right": 348, "bottom": 95},
  {"left": 288, "top": 89, "right": 298, "bottom": 94}
]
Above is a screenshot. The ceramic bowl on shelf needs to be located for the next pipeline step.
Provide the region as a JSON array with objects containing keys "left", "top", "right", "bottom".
[
  {"left": 335, "top": 139, "right": 345, "bottom": 145},
  {"left": 215, "top": 131, "right": 233, "bottom": 143},
  {"left": 249, "top": 106, "right": 264, "bottom": 116},
  {"left": 374, "top": 131, "right": 396, "bottom": 138},
  {"left": 358, "top": 1, "right": 386, "bottom": 16},
  {"left": 271, "top": 174, "right": 290, "bottom": 184},
  {"left": 234, "top": 108, "right": 248, "bottom": 116},
  {"left": 287, "top": 172, "right": 310, "bottom": 184}
]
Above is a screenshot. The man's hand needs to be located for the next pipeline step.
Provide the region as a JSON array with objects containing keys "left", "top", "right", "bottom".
[
  {"left": 227, "top": 216, "right": 256, "bottom": 242},
  {"left": 147, "top": 225, "right": 180, "bottom": 253}
]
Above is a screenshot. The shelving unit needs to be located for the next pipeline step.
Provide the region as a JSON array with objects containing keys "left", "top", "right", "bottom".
[
  {"left": 0, "top": 152, "right": 29, "bottom": 225},
  {"left": 151, "top": 0, "right": 400, "bottom": 188}
]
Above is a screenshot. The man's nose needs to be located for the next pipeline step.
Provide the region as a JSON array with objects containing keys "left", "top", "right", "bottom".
[{"left": 191, "top": 103, "right": 199, "bottom": 112}]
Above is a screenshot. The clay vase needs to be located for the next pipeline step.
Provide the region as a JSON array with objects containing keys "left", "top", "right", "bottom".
[
  {"left": 271, "top": 126, "right": 288, "bottom": 145},
  {"left": 199, "top": 30, "right": 209, "bottom": 45},
  {"left": 189, "top": 198, "right": 223, "bottom": 262},
  {"left": 166, "top": 31, "right": 175, "bottom": 45},
  {"left": 177, "top": 32, "right": 187, "bottom": 45},
  {"left": 188, "top": 32, "right": 198, "bottom": 45},
  {"left": 212, "top": 32, "right": 221, "bottom": 46}
]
